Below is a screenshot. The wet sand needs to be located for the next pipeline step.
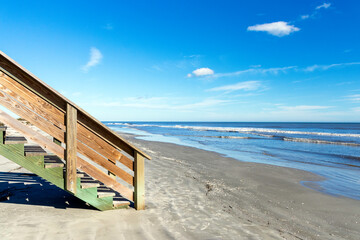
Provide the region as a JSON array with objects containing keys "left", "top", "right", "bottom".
[{"left": 0, "top": 133, "right": 359, "bottom": 239}]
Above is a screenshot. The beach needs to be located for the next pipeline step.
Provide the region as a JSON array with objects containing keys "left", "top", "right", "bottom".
[{"left": 0, "top": 132, "right": 359, "bottom": 240}]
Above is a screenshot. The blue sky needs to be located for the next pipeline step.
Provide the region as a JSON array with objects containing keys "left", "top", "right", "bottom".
[{"left": 0, "top": 0, "right": 359, "bottom": 122}]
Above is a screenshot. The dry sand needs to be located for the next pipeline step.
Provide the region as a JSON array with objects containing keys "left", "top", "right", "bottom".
[{"left": 0, "top": 133, "right": 359, "bottom": 240}]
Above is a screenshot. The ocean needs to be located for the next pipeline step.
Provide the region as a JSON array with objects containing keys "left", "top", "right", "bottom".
[{"left": 104, "top": 122, "right": 360, "bottom": 200}]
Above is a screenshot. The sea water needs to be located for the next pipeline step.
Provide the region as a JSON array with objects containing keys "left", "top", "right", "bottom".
[{"left": 104, "top": 122, "right": 360, "bottom": 200}]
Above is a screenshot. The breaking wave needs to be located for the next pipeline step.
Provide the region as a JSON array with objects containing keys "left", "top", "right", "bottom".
[{"left": 108, "top": 122, "right": 360, "bottom": 138}]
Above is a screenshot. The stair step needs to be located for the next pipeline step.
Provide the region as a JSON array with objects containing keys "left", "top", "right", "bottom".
[
  {"left": 97, "top": 187, "right": 116, "bottom": 198},
  {"left": 80, "top": 177, "right": 101, "bottom": 189},
  {"left": 4, "top": 136, "right": 27, "bottom": 144},
  {"left": 77, "top": 171, "right": 85, "bottom": 178},
  {"left": 80, "top": 182, "right": 101, "bottom": 189},
  {"left": 113, "top": 200, "right": 130, "bottom": 208},
  {"left": 24, "top": 145, "right": 47, "bottom": 156},
  {"left": 0, "top": 126, "right": 7, "bottom": 131},
  {"left": 44, "top": 155, "right": 64, "bottom": 168}
]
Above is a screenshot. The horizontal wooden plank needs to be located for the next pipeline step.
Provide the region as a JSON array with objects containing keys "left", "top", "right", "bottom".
[
  {"left": 0, "top": 70, "right": 133, "bottom": 171},
  {"left": 78, "top": 124, "right": 134, "bottom": 170},
  {"left": 0, "top": 71, "right": 65, "bottom": 130},
  {"left": 77, "top": 157, "right": 133, "bottom": 201},
  {"left": 0, "top": 51, "right": 150, "bottom": 159},
  {"left": 0, "top": 109, "right": 133, "bottom": 200},
  {"left": 0, "top": 89, "right": 65, "bottom": 141},
  {"left": 0, "top": 109, "right": 65, "bottom": 160},
  {"left": 77, "top": 141, "right": 133, "bottom": 186}
]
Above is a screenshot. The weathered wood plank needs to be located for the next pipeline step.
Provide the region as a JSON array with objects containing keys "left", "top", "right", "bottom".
[
  {"left": 0, "top": 143, "right": 64, "bottom": 189},
  {"left": 77, "top": 157, "right": 133, "bottom": 201},
  {"left": 134, "top": 151, "right": 145, "bottom": 210},
  {"left": 77, "top": 141, "right": 133, "bottom": 186},
  {"left": 0, "top": 71, "right": 66, "bottom": 130},
  {"left": 0, "top": 89, "right": 65, "bottom": 141},
  {"left": 77, "top": 124, "right": 134, "bottom": 170},
  {"left": 0, "top": 71, "right": 133, "bottom": 171},
  {"left": 0, "top": 109, "right": 65, "bottom": 158},
  {"left": 0, "top": 110, "right": 133, "bottom": 200},
  {"left": 66, "top": 104, "right": 77, "bottom": 193},
  {"left": 0, "top": 51, "right": 150, "bottom": 159}
]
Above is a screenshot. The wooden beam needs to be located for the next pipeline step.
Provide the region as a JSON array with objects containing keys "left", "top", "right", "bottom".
[
  {"left": 0, "top": 71, "right": 134, "bottom": 170},
  {"left": 0, "top": 109, "right": 133, "bottom": 200},
  {"left": 0, "top": 110, "right": 65, "bottom": 159},
  {"left": 0, "top": 51, "right": 151, "bottom": 159},
  {"left": 134, "top": 151, "right": 145, "bottom": 210},
  {"left": 66, "top": 103, "right": 77, "bottom": 194},
  {"left": 77, "top": 141, "right": 133, "bottom": 185}
]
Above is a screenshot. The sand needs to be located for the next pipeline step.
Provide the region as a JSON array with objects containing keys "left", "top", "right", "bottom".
[{"left": 0, "top": 132, "right": 359, "bottom": 240}]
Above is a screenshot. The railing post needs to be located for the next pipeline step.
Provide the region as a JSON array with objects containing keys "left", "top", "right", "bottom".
[
  {"left": 66, "top": 103, "right": 77, "bottom": 194},
  {"left": 134, "top": 151, "right": 145, "bottom": 210}
]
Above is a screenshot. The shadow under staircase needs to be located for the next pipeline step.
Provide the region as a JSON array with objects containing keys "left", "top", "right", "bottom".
[{"left": 0, "top": 51, "right": 150, "bottom": 210}]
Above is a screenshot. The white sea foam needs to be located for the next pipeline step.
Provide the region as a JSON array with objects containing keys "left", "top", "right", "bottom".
[
  {"left": 283, "top": 137, "right": 360, "bottom": 146},
  {"left": 111, "top": 123, "right": 360, "bottom": 138}
]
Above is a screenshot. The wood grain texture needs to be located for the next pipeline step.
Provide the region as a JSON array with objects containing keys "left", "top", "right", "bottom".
[
  {"left": 77, "top": 141, "right": 133, "bottom": 186},
  {"left": 66, "top": 104, "right": 77, "bottom": 193},
  {"left": 0, "top": 89, "right": 65, "bottom": 141},
  {"left": 77, "top": 157, "right": 133, "bottom": 201},
  {"left": 0, "top": 110, "right": 65, "bottom": 158},
  {"left": 134, "top": 151, "right": 145, "bottom": 210},
  {"left": 0, "top": 71, "right": 66, "bottom": 129},
  {"left": 0, "top": 51, "right": 150, "bottom": 159},
  {"left": 0, "top": 110, "right": 133, "bottom": 200},
  {"left": 77, "top": 124, "right": 134, "bottom": 170},
  {"left": 0, "top": 71, "right": 134, "bottom": 171}
]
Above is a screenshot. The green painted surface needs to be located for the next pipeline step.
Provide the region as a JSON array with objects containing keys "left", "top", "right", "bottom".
[
  {"left": 0, "top": 132, "right": 127, "bottom": 211},
  {"left": 26, "top": 155, "right": 44, "bottom": 167},
  {"left": 0, "top": 143, "right": 65, "bottom": 189},
  {"left": 75, "top": 178, "right": 114, "bottom": 211}
]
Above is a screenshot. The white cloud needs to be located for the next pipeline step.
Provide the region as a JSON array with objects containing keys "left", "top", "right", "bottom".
[
  {"left": 316, "top": 3, "right": 331, "bottom": 10},
  {"left": 96, "top": 97, "right": 231, "bottom": 110},
  {"left": 82, "top": 47, "right": 103, "bottom": 72},
  {"left": 304, "top": 62, "right": 360, "bottom": 72},
  {"left": 301, "top": 15, "right": 310, "bottom": 19},
  {"left": 247, "top": 21, "right": 300, "bottom": 37},
  {"left": 208, "top": 81, "right": 262, "bottom": 92},
  {"left": 346, "top": 94, "right": 360, "bottom": 102},
  {"left": 212, "top": 66, "right": 295, "bottom": 79},
  {"left": 278, "top": 105, "right": 332, "bottom": 111},
  {"left": 190, "top": 67, "right": 214, "bottom": 77}
]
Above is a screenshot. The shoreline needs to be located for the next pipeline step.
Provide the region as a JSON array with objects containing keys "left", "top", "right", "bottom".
[
  {"left": 124, "top": 132, "right": 360, "bottom": 239},
  {"left": 0, "top": 131, "right": 359, "bottom": 239}
]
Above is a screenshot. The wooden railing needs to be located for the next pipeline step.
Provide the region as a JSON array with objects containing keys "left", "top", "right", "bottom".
[{"left": 0, "top": 50, "right": 150, "bottom": 210}]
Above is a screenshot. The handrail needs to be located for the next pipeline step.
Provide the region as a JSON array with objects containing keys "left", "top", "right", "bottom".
[
  {"left": 0, "top": 50, "right": 149, "bottom": 209},
  {"left": 0, "top": 50, "right": 150, "bottom": 160}
]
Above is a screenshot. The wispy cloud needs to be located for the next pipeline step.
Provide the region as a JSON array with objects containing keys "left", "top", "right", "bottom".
[
  {"left": 316, "top": 3, "right": 331, "bottom": 10},
  {"left": 247, "top": 21, "right": 300, "bottom": 37},
  {"left": 82, "top": 47, "right": 103, "bottom": 72},
  {"left": 188, "top": 67, "right": 214, "bottom": 77},
  {"left": 96, "top": 97, "right": 232, "bottom": 111},
  {"left": 208, "top": 81, "right": 263, "bottom": 92},
  {"left": 301, "top": 15, "right": 310, "bottom": 20},
  {"left": 278, "top": 105, "right": 333, "bottom": 111},
  {"left": 211, "top": 66, "right": 296, "bottom": 79},
  {"left": 300, "top": 2, "right": 332, "bottom": 21},
  {"left": 346, "top": 94, "right": 360, "bottom": 102},
  {"left": 304, "top": 62, "right": 360, "bottom": 72}
]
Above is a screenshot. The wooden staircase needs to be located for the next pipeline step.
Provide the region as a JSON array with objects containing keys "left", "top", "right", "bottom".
[{"left": 0, "top": 51, "right": 150, "bottom": 210}]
